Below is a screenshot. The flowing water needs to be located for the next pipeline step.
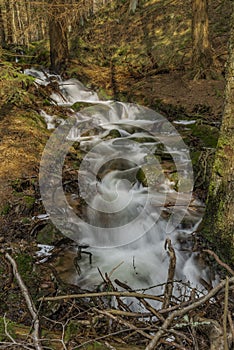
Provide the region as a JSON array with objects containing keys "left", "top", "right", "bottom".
[{"left": 26, "top": 69, "right": 215, "bottom": 304}]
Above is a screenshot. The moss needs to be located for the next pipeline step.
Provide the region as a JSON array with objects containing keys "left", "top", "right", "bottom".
[
  {"left": 71, "top": 101, "right": 94, "bottom": 111},
  {"left": 170, "top": 171, "right": 179, "bottom": 191},
  {"left": 97, "top": 88, "right": 113, "bottom": 100},
  {"left": 19, "top": 112, "right": 47, "bottom": 130},
  {"left": 0, "top": 317, "right": 16, "bottom": 341},
  {"left": 21, "top": 217, "right": 31, "bottom": 224},
  {"left": 14, "top": 253, "right": 38, "bottom": 291},
  {"left": 106, "top": 129, "right": 121, "bottom": 139},
  {"left": 65, "top": 320, "right": 80, "bottom": 342},
  {"left": 36, "top": 222, "right": 63, "bottom": 245},
  {"left": 43, "top": 99, "right": 51, "bottom": 106},
  {"left": 202, "top": 180, "right": 234, "bottom": 266},
  {"left": 0, "top": 203, "right": 10, "bottom": 215},
  {"left": 136, "top": 168, "right": 148, "bottom": 186},
  {"left": 23, "top": 195, "right": 35, "bottom": 209},
  {"left": 190, "top": 150, "right": 200, "bottom": 166},
  {"left": 188, "top": 123, "right": 219, "bottom": 148},
  {"left": 81, "top": 342, "right": 109, "bottom": 350}
]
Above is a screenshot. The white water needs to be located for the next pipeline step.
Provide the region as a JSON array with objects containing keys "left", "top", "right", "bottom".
[{"left": 26, "top": 69, "right": 215, "bottom": 304}]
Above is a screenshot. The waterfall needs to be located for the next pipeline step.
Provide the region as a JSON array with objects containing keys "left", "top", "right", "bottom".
[{"left": 25, "top": 68, "right": 215, "bottom": 305}]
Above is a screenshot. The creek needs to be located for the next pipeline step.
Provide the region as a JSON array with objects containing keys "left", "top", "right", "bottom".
[{"left": 25, "top": 68, "right": 215, "bottom": 306}]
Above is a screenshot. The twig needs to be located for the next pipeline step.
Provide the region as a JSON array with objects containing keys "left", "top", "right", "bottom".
[
  {"left": 109, "top": 261, "right": 124, "bottom": 278},
  {"left": 114, "top": 279, "right": 165, "bottom": 322},
  {"left": 145, "top": 276, "right": 234, "bottom": 350},
  {"left": 223, "top": 277, "right": 229, "bottom": 350},
  {"left": 104, "top": 341, "right": 117, "bottom": 350},
  {"left": 0, "top": 341, "right": 35, "bottom": 350},
  {"left": 162, "top": 239, "right": 176, "bottom": 309},
  {"left": 38, "top": 291, "right": 164, "bottom": 303},
  {"left": 93, "top": 308, "right": 153, "bottom": 340},
  {"left": 104, "top": 274, "right": 132, "bottom": 313},
  {"left": 203, "top": 249, "right": 234, "bottom": 276},
  {"left": 160, "top": 338, "right": 187, "bottom": 350},
  {"left": 5, "top": 252, "right": 42, "bottom": 350},
  {"left": 73, "top": 328, "right": 147, "bottom": 349},
  {"left": 105, "top": 309, "right": 151, "bottom": 318}
]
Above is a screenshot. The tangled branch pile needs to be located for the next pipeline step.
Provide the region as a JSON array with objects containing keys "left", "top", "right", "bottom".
[{"left": 0, "top": 243, "right": 233, "bottom": 350}]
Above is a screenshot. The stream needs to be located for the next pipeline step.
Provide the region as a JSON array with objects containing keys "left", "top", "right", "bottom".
[{"left": 25, "top": 68, "right": 215, "bottom": 306}]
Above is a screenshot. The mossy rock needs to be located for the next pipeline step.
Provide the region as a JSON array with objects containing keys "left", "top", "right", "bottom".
[
  {"left": 137, "top": 164, "right": 164, "bottom": 188},
  {"left": 106, "top": 129, "right": 121, "bottom": 139},
  {"left": 136, "top": 167, "right": 148, "bottom": 186},
  {"left": 36, "top": 222, "right": 63, "bottom": 245},
  {"left": 71, "top": 102, "right": 95, "bottom": 111}
]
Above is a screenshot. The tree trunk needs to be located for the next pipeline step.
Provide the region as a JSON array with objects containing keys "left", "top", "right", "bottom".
[
  {"left": 191, "top": 0, "right": 214, "bottom": 79},
  {"left": 200, "top": 7, "right": 234, "bottom": 266},
  {"left": 49, "top": 0, "right": 69, "bottom": 73},
  {"left": 5, "top": 0, "right": 15, "bottom": 44},
  {"left": 13, "top": 1, "right": 23, "bottom": 45},
  {"left": 0, "top": 5, "right": 6, "bottom": 47}
]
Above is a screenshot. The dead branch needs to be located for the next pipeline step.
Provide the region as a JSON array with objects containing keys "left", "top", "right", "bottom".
[
  {"left": 5, "top": 252, "right": 42, "bottom": 350},
  {"left": 93, "top": 308, "right": 153, "bottom": 340},
  {"left": 74, "top": 328, "right": 146, "bottom": 349},
  {"left": 145, "top": 276, "right": 234, "bottom": 350},
  {"left": 114, "top": 278, "right": 165, "bottom": 322},
  {"left": 3, "top": 314, "right": 17, "bottom": 344},
  {"left": 105, "top": 309, "right": 151, "bottom": 318},
  {"left": 38, "top": 291, "right": 164, "bottom": 303},
  {"left": 162, "top": 238, "right": 176, "bottom": 309},
  {"left": 203, "top": 249, "right": 234, "bottom": 276},
  {"left": 105, "top": 273, "right": 131, "bottom": 313}
]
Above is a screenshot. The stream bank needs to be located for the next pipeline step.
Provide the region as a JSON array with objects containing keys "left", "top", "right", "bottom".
[{"left": 0, "top": 60, "right": 232, "bottom": 348}]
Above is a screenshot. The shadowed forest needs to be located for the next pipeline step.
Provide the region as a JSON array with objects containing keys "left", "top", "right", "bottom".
[{"left": 0, "top": 0, "right": 233, "bottom": 349}]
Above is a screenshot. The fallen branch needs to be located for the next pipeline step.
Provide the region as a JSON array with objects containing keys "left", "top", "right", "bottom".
[
  {"left": 115, "top": 279, "right": 165, "bottom": 322},
  {"left": 3, "top": 314, "right": 17, "bottom": 345},
  {"left": 105, "top": 309, "right": 151, "bottom": 318},
  {"left": 38, "top": 291, "right": 164, "bottom": 303},
  {"left": 93, "top": 308, "right": 153, "bottom": 340},
  {"left": 203, "top": 249, "right": 234, "bottom": 276},
  {"left": 5, "top": 252, "right": 42, "bottom": 350},
  {"left": 145, "top": 276, "right": 234, "bottom": 350}
]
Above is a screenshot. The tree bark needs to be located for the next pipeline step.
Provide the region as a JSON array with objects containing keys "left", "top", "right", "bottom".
[
  {"left": 201, "top": 7, "right": 234, "bottom": 266},
  {"left": 4, "top": 0, "right": 15, "bottom": 44},
  {"left": 0, "top": 5, "right": 6, "bottom": 47},
  {"left": 191, "top": 0, "right": 214, "bottom": 79},
  {"left": 48, "top": 0, "right": 69, "bottom": 73}
]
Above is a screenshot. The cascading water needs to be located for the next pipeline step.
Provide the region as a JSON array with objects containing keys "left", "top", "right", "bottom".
[{"left": 26, "top": 69, "right": 214, "bottom": 304}]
